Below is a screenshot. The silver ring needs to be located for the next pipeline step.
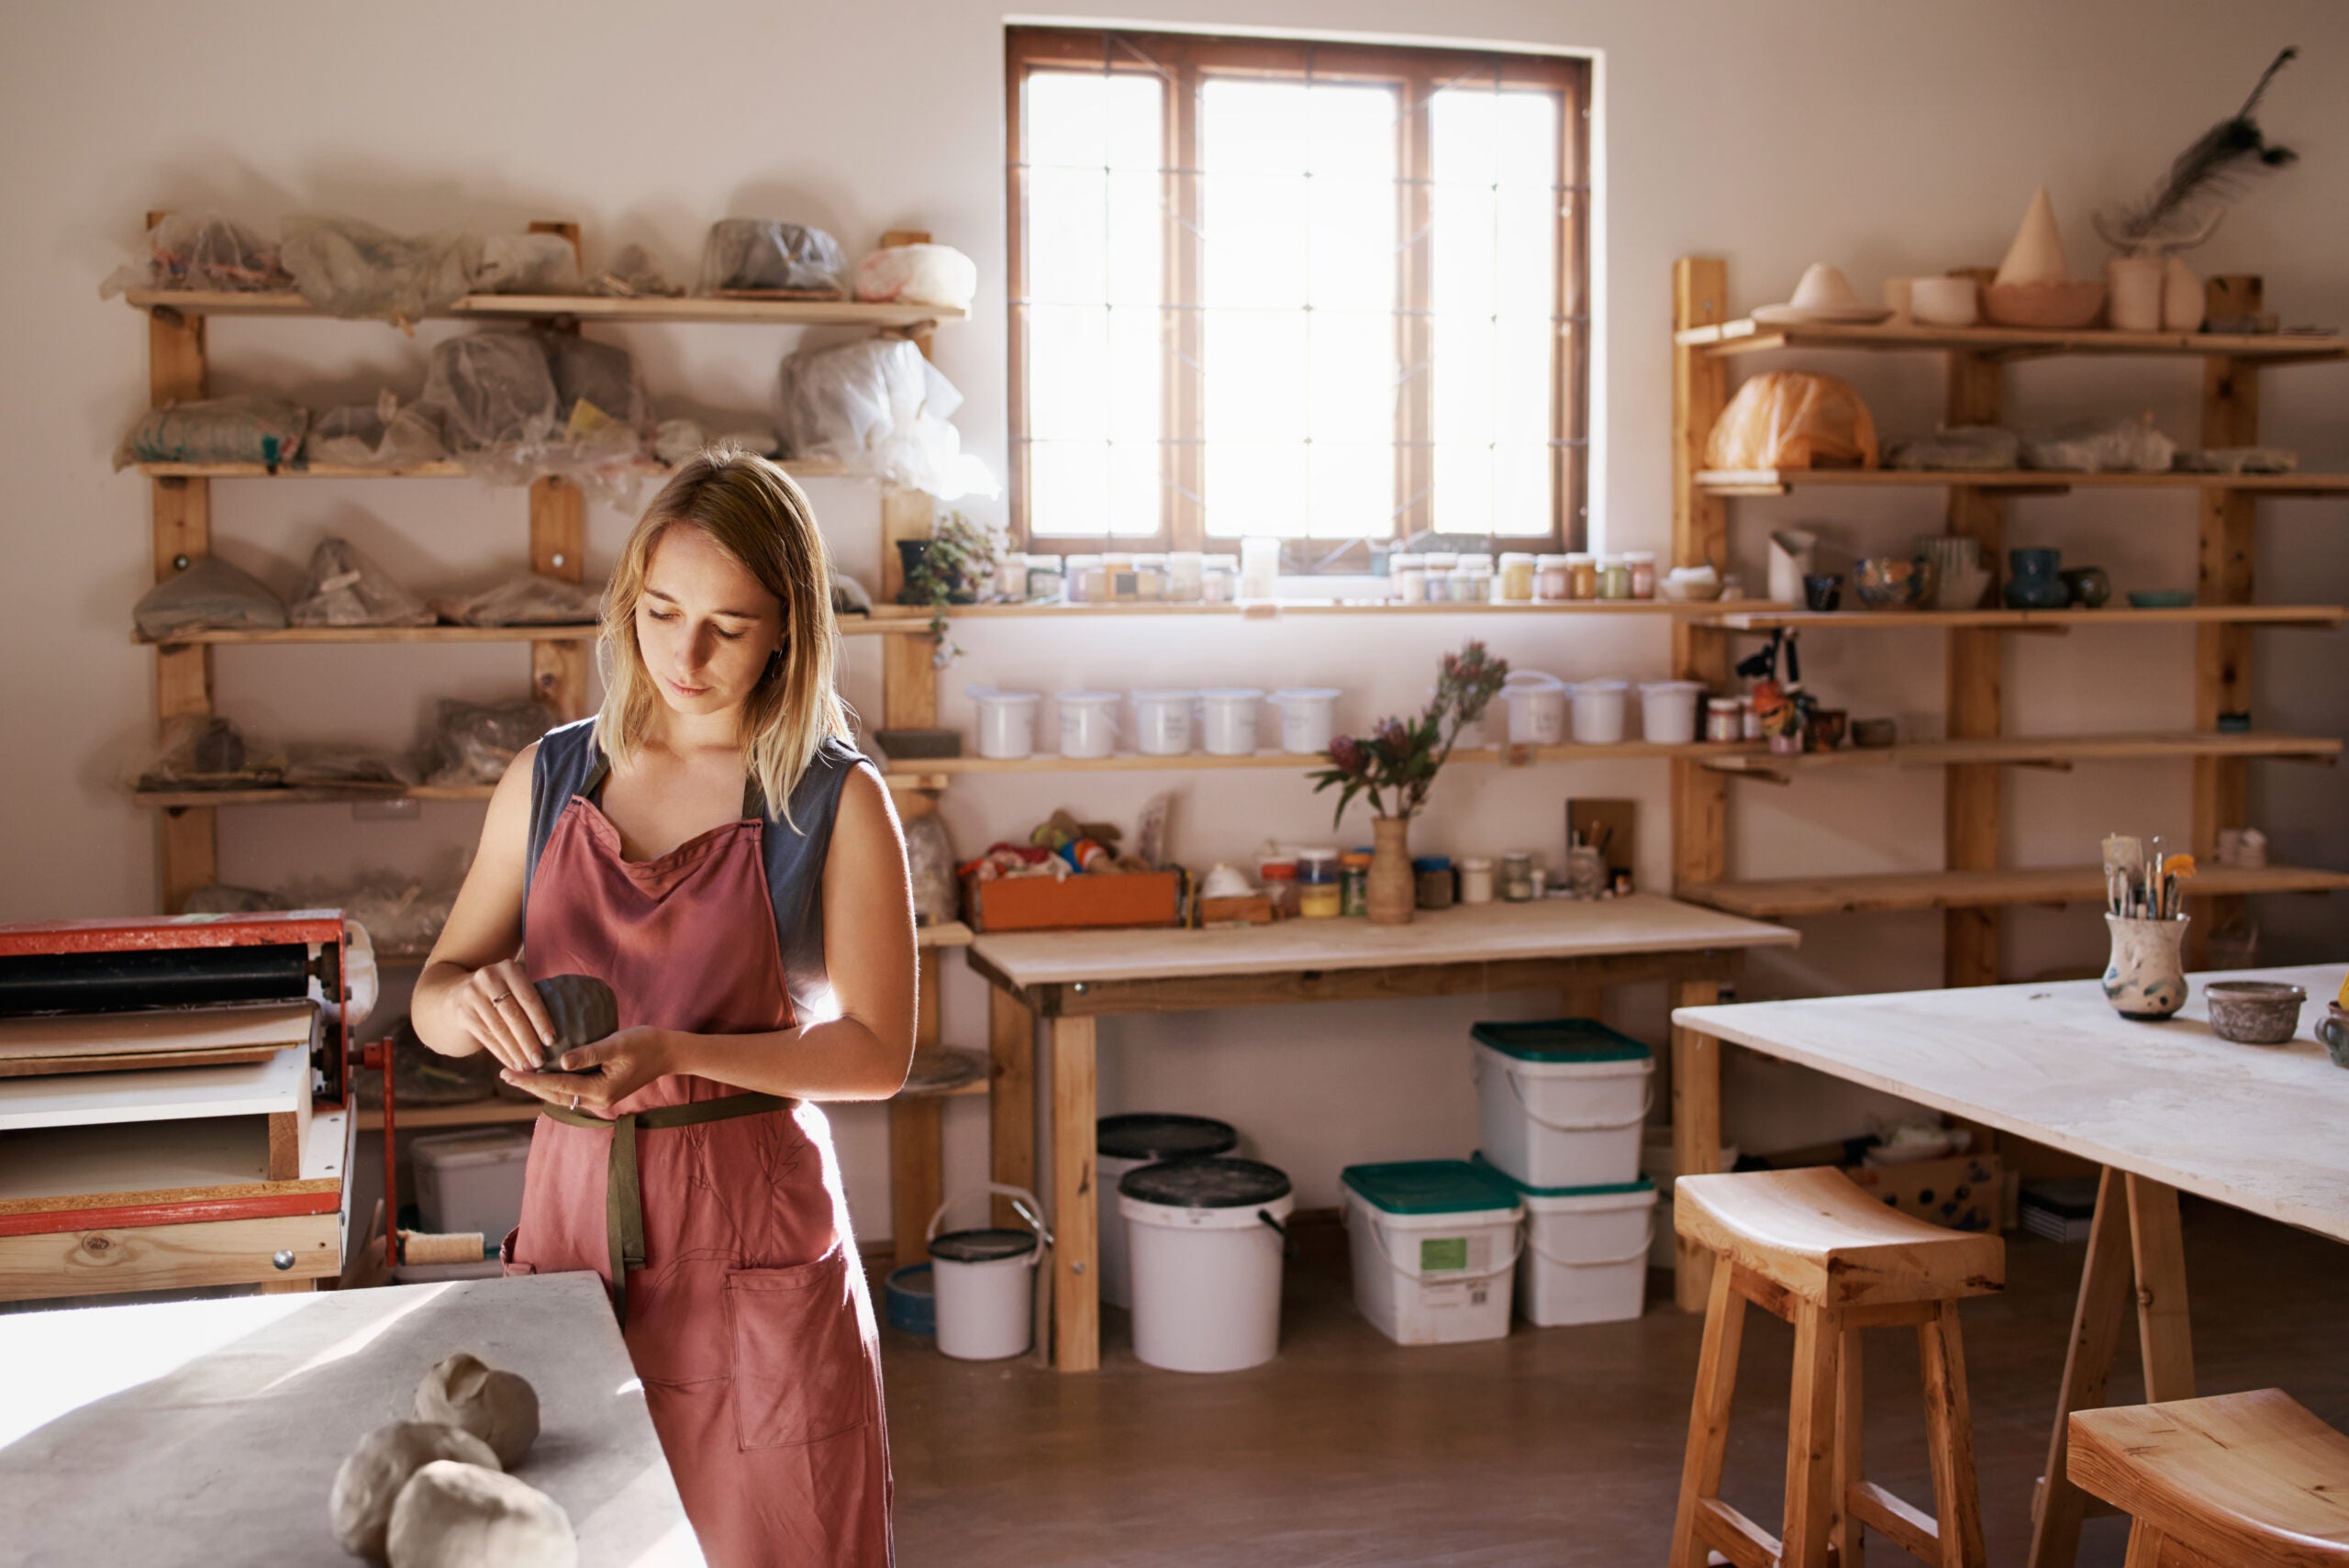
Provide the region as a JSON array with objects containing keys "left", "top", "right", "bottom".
[
  {"left": 489, "top": 993, "right": 513, "bottom": 1007},
  {"left": 571, "top": 1095, "right": 580, "bottom": 1112}
]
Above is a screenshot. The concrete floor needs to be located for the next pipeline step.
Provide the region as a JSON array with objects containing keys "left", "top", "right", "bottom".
[{"left": 880, "top": 1199, "right": 2349, "bottom": 1566}]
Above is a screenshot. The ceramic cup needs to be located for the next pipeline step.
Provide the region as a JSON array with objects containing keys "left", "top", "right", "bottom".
[
  {"left": 1803, "top": 573, "right": 1843, "bottom": 612},
  {"left": 2107, "top": 255, "right": 2165, "bottom": 333},
  {"left": 1909, "top": 276, "right": 1979, "bottom": 327},
  {"left": 2103, "top": 914, "right": 2190, "bottom": 1020}
]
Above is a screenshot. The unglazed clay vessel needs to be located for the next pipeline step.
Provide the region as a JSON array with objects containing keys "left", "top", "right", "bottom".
[
  {"left": 2103, "top": 915, "right": 2190, "bottom": 1020},
  {"left": 531, "top": 974, "right": 617, "bottom": 1069},
  {"left": 2202, "top": 980, "right": 2306, "bottom": 1045},
  {"left": 416, "top": 1354, "right": 540, "bottom": 1469}
]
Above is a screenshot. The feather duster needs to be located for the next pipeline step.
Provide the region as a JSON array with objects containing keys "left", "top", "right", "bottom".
[{"left": 2105, "top": 47, "right": 2299, "bottom": 249}]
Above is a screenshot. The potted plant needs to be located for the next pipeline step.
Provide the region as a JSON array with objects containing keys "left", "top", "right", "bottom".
[
  {"left": 897, "top": 509, "right": 1004, "bottom": 667},
  {"left": 1308, "top": 640, "right": 1508, "bottom": 925}
]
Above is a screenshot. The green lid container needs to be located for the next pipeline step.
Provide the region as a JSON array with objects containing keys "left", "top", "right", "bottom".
[
  {"left": 1470, "top": 1017, "right": 1651, "bottom": 1064},
  {"left": 1341, "top": 1159, "right": 1521, "bottom": 1216},
  {"left": 1471, "top": 1151, "right": 1655, "bottom": 1199}
]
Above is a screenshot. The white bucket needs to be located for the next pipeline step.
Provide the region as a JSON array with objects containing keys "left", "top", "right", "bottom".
[
  {"left": 1270, "top": 688, "right": 1341, "bottom": 755},
  {"left": 1570, "top": 679, "right": 1629, "bottom": 744},
  {"left": 1501, "top": 671, "right": 1568, "bottom": 746},
  {"left": 1641, "top": 1135, "right": 1740, "bottom": 1268},
  {"left": 1341, "top": 1162, "right": 1523, "bottom": 1347},
  {"left": 1097, "top": 1114, "right": 1240, "bottom": 1312},
  {"left": 969, "top": 688, "right": 1041, "bottom": 760},
  {"left": 1131, "top": 690, "right": 1197, "bottom": 756},
  {"left": 1471, "top": 1022, "right": 1653, "bottom": 1189},
  {"left": 1119, "top": 1158, "right": 1293, "bottom": 1373},
  {"left": 1056, "top": 690, "right": 1119, "bottom": 759},
  {"left": 1473, "top": 1160, "right": 1658, "bottom": 1328},
  {"left": 926, "top": 1184, "right": 1050, "bottom": 1362},
  {"left": 1639, "top": 680, "right": 1704, "bottom": 745},
  {"left": 1199, "top": 688, "right": 1264, "bottom": 756}
]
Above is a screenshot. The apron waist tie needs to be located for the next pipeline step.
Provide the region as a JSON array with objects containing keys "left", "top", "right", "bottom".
[{"left": 541, "top": 1092, "right": 788, "bottom": 1326}]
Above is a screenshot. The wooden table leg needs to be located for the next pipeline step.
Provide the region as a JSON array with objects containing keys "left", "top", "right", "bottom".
[
  {"left": 988, "top": 986, "right": 1036, "bottom": 1229},
  {"left": 2124, "top": 1174, "right": 2196, "bottom": 1402},
  {"left": 1671, "top": 980, "right": 1723, "bottom": 1312},
  {"left": 1049, "top": 1014, "right": 1099, "bottom": 1372},
  {"left": 2027, "top": 1166, "right": 2135, "bottom": 1568}
]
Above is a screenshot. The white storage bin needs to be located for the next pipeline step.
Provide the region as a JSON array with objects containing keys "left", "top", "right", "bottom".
[
  {"left": 1131, "top": 690, "right": 1197, "bottom": 756},
  {"left": 1096, "top": 1113, "right": 1239, "bottom": 1312},
  {"left": 1198, "top": 688, "right": 1264, "bottom": 756},
  {"left": 411, "top": 1128, "right": 533, "bottom": 1239},
  {"left": 969, "top": 688, "right": 1041, "bottom": 760},
  {"left": 1641, "top": 1133, "right": 1740, "bottom": 1268},
  {"left": 1471, "top": 1018, "right": 1653, "bottom": 1189},
  {"left": 1056, "top": 690, "right": 1119, "bottom": 759},
  {"left": 1269, "top": 688, "right": 1341, "bottom": 754},
  {"left": 1570, "top": 679, "right": 1629, "bottom": 744},
  {"left": 1119, "top": 1158, "right": 1294, "bottom": 1373},
  {"left": 1341, "top": 1161, "right": 1522, "bottom": 1347},
  {"left": 1639, "top": 680, "right": 1704, "bottom": 745},
  {"left": 1475, "top": 1155, "right": 1656, "bottom": 1326},
  {"left": 1501, "top": 671, "right": 1568, "bottom": 746}
]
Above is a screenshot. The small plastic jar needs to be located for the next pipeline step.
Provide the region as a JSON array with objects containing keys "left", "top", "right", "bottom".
[
  {"left": 1421, "top": 551, "right": 1459, "bottom": 605},
  {"left": 1598, "top": 555, "right": 1633, "bottom": 601},
  {"left": 1457, "top": 856, "right": 1496, "bottom": 906},
  {"left": 1297, "top": 847, "right": 1340, "bottom": 887},
  {"left": 1202, "top": 554, "right": 1240, "bottom": 603},
  {"left": 1167, "top": 550, "right": 1204, "bottom": 603},
  {"left": 1388, "top": 552, "right": 1427, "bottom": 604},
  {"left": 1104, "top": 552, "right": 1139, "bottom": 602},
  {"left": 1339, "top": 851, "right": 1374, "bottom": 916},
  {"left": 1064, "top": 554, "right": 1104, "bottom": 604},
  {"left": 1260, "top": 860, "right": 1300, "bottom": 918},
  {"left": 1025, "top": 553, "right": 1065, "bottom": 601},
  {"left": 1566, "top": 551, "right": 1598, "bottom": 600},
  {"left": 996, "top": 551, "right": 1029, "bottom": 602},
  {"left": 1706, "top": 696, "right": 1743, "bottom": 743},
  {"left": 1414, "top": 855, "right": 1455, "bottom": 910},
  {"left": 1497, "top": 551, "right": 1537, "bottom": 602},
  {"left": 1500, "top": 851, "right": 1535, "bottom": 902},
  {"left": 1453, "top": 552, "right": 1495, "bottom": 604},
  {"left": 1624, "top": 550, "right": 1657, "bottom": 601},
  {"left": 1740, "top": 695, "right": 1762, "bottom": 741},
  {"left": 1299, "top": 883, "right": 1342, "bottom": 918},
  {"left": 1134, "top": 553, "right": 1169, "bottom": 602},
  {"left": 1534, "top": 553, "right": 1572, "bottom": 602},
  {"left": 1239, "top": 537, "right": 1281, "bottom": 600}
]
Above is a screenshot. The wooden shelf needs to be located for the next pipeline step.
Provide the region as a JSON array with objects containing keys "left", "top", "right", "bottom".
[
  {"left": 837, "top": 597, "right": 1787, "bottom": 634},
  {"left": 1680, "top": 862, "right": 2349, "bottom": 918},
  {"left": 917, "top": 921, "right": 974, "bottom": 949},
  {"left": 1675, "top": 317, "right": 2349, "bottom": 363},
  {"left": 134, "top": 784, "right": 495, "bottom": 808},
  {"left": 1703, "top": 731, "right": 2341, "bottom": 777},
  {"left": 137, "top": 624, "right": 598, "bottom": 647},
  {"left": 354, "top": 1099, "right": 540, "bottom": 1133},
  {"left": 1707, "top": 605, "right": 2346, "bottom": 631},
  {"left": 122, "top": 288, "right": 967, "bottom": 328},
  {"left": 888, "top": 740, "right": 1762, "bottom": 775},
  {"left": 137, "top": 458, "right": 853, "bottom": 482},
  {"left": 1696, "top": 468, "right": 2349, "bottom": 497}
]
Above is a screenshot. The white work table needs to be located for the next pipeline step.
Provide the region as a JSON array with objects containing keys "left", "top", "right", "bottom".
[
  {"left": 0, "top": 1273, "right": 702, "bottom": 1565},
  {"left": 1672, "top": 962, "right": 2348, "bottom": 1568},
  {"left": 969, "top": 895, "right": 1799, "bottom": 1371}
]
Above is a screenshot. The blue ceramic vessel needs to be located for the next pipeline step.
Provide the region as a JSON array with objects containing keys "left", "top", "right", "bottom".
[{"left": 2005, "top": 548, "right": 2068, "bottom": 610}]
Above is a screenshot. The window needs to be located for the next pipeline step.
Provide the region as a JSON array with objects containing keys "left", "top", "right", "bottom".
[{"left": 1007, "top": 28, "right": 1591, "bottom": 560}]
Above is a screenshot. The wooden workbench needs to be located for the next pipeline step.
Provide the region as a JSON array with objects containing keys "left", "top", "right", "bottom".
[
  {"left": 0, "top": 1272, "right": 702, "bottom": 1564},
  {"left": 1672, "top": 963, "right": 2349, "bottom": 1568},
  {"left": 970, "top": 895, "right": 1799, "bottom": 1370}
]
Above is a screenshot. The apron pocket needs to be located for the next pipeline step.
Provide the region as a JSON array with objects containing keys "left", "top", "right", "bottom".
[
  {"left": 725, "top": 1250, "right": 873, "bottom": 1450},
  {"left": 499, "top": 1227, "right": 535, "bottom": 1277}
]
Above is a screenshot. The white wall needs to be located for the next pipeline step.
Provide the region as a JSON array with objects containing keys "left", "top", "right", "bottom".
[{"left": 3, "top": 0, "right": 2343, "bottom": 1240}]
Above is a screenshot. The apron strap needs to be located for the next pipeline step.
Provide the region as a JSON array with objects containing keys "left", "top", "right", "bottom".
[{"left": 541, "top": 1091, "right": 788, "bottom": 1325}]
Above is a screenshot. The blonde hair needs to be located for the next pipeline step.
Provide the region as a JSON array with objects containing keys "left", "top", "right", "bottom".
[{"left": 595, "top": 451, "right": 851, "bottom": 827}]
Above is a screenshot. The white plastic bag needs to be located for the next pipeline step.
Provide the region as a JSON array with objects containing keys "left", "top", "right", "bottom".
[
  {"left": 434, "top": 573, "right": 605, "bottom": 627},
  {"left": 134, "top": 556, "right": 288, "bottom": 639},
  {"left": 2020, "top": 414, "right": 2175, "bottom": 474},
  {"left": 290, "top": 539, "right": 436, "bottom": 628},
  {"left": 306, "top": 395, "right": 447, "bottom": 470},
  {"left": 701, "top": 219, "right": 845, "bottom": 295},
  {"left": 280, "top": 215, "right": 480, "bottom": 325},
  {"left": 852, "top": 244, "right": 978, "bottom": 310},
  {"left": 471, "top": 233, "right": 581, "bottom": 295},
  {"left": 117, "top": 395, "right": 308, "bottom": 471},
  {"left": 776, "top": 338, "right": 997, "bottom": 499},
  {"left": 429, "top": 698, "right": 558, "bottom": 785},
  {"left": 102, "top": 213, "right": 288, "bottom": 297}
]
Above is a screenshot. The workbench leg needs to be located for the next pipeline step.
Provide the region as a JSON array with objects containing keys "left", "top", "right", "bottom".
[
  {"left": 1559, "top": 984, "right": 1605, "bottom": 1025},
  {"left": 1670, "top": 980, "right": 1722, "bottom": 1312},
  {"left": 2027, "top": 1166, "right": 2134, "bottom": 1568},
  {"left": 887, "top": 1096, "right": 942, "bottom": 1270},
  {"left": 989, "top": 986, "right": 1036, "bottom": 1229},
  {"left": 2125, "top": 1174, "right": 2196, "bottom": 1402},
  {"left": 256, "top": 1278, "right": 317, "bottom": 1295},
  {"left": 1049, "top": 1014, "right": 1098, "bottom": 1372}
]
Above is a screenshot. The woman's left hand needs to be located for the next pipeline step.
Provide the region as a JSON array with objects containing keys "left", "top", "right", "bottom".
[{"left": 500, "top": 1026, "right": 679, "bottom": 1116}]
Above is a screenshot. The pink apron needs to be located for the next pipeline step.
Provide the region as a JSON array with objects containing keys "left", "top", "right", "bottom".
[{"left": 503, "top": 784, "right": 892, "bottom": 1566}]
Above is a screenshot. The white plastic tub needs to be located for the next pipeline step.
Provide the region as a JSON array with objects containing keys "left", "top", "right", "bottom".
[
  {"left": 1570, "top": 679, "right": 1629, "bottom": 744},
  {"left": 412, "top": 1129, "right": 531, "bottom": 1239},
  {"left": 1199, "top": 688, "right": 1264, "bottom": 756},
  {"left": 1119, "top": 1158, "right": 1294, "bottom": 1373},
  {"left": 927, "top": 1184, "right": 1049, "bottom": 1362},
  {"left": 1501, "top": 671, "right": 1567, "bottom": 746},
  {"left": 969, "top": 688, "right": 1041, "bottom": 760},
  {"left": 1269, "top": 688, "right": 1341, "bottom": 754},
  {"left": 1096, "top": 1114, "right": 1239, "bottom": 1311},
  {"left": 1131, "top": 690, "right": 1197, "bottom": 756},
  {"left": 1639, "top": 680, "right": 1704, "bottom": 745},
  {"left": 1475, "top": 1156, "right": 1657, "bottom": 1327},
  {"left": 1471, "top": 1018, "right": 1653, "bottom": 1190},
  {"left": 1341, "top": 1161, "right": 1523, "bottom": 1347},
  {"left": 1056, "top": 690, "right": 1119, "bottom": 759}
]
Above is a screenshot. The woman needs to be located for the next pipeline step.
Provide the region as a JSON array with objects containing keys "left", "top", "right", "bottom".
[{"left": 414, "top": 451, "right": 913, "bottom": 1567}]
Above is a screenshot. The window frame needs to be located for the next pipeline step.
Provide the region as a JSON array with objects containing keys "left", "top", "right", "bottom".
[{"left": 1005, "top": 26, "right": 1591, "bottom": 561}]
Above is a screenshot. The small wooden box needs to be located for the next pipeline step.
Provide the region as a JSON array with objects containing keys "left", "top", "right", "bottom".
[
  {"left": 1846, "top": 1154, "right": 2003, "bottom": 1234},
  {"left": 963, "top": 871, "right": 1182, "bottom": 933}
]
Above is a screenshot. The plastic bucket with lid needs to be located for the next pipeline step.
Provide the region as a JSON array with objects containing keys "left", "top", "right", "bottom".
[
  {"left": 927, "top": 1184, "right": 1051, "bottom": 1361},
  {"left": 968, "top": 688, "right": 1041, "bottom": 760},
  {"left": 1119, "top": 1157, "right": 1293, "bottom": 1373},
  {"left": 1269, "top": 688, "right": 1341, "bottom": 754},
  {"left": 1471, "top": 1018, "right": 1653, "bottom": 1189},
  {"left": 1501, "top": 671, "right": 1568, "bottom": 746},
  {"left": 1341, "top": 1160, "right": 1524, "bottom": 1346},
  {"left": 1198, "top": 688, "right": 1264, "bottom": 755},
  {"left": 1097, "top": 1113, "right": 1240, "bottom": 1310},
  {"left": 1131, "top": 690, "right": 1197, "bottom": 756},
  {"left": 1474, "top": 1154, "right": 1656, "bottom": 1326},
  {"left": 1056, "top": 690, "right": 1119, "bottom": 759},
  {"left": 1639, "top": 680, "right": 1704, "bottom": 745},
  {"left": 1570, "top": 679, "right": 1629, "bottom": 744}
]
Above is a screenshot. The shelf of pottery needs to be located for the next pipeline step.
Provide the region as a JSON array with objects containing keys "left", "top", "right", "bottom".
[{"left": 1665, "top": 188, "right": 2349, "bottom": 986}]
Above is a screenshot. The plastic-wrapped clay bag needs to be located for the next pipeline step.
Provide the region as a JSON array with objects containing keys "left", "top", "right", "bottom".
[
  {"left": 852, "top": 244, "right": 978, "bottom": 311},
  {"left": 1703, "top": 373, "right": 1878, "bottom": 472},
  {"left": 904, "top": 815, "right": 960, "bottom": 929},
  {"left": 286, "top": 868, "right": 462, "bottom": 960},
  {"left": 588, "top": 243, "right": 682, "bottom": 298},
  {"left": 655, "top": 417, "right": 780, "bottom": 467},
  {"left": 306, "top": 396, "right": 448, "bottom": 470},
  {"left": 1885, "top": 426, "right": 2021, "bottom": 473},
  {"left": 137, "top": 716, "right": 284, "bottom": 791},
  {"left": 279, "top": 215, "right": 481, "bottom": 326},
  {"left": 430, "top": 698, "right": 557, "bottom": 786},
  {"left": 540, "top": 333, "right": 652, "bottom": 440},
  {"left": 701, "top": 219, "right": 846, "bottom": 295},
  {"left": 435, "top": 573, "right": 605, "bottom": 627},
  {"left": 102, "top": 213, "right": 288, "bottom": 297},
  {"left": 283, "top": 745, "right": 421, "bottom": 790},
  {"left": 134, "top": 555, "right": 288, "bottom": 639},
  {"left": 2174, "top": 446, "right": 2298, "bottom": 474},
  {"left": 420, "top": 334, "right": 561, "bottom": 470},
  {"left": 289, "top": 539, "right": 436, "bottom": 628},
  {"left": 471, "top": 233, "right": 581, "bottom": 295},
  {"left": 117, "top": 395, "right": 308, "bottom": 471},
  {"left": 777, "top": 338, "right": 997, "bottom": 499},
  {"left": 2020, "top": 414, "right": 2175, "bottom": 474}
]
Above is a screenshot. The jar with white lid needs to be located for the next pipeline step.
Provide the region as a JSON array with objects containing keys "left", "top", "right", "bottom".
[
  {"left": 1167, "top": 550, "right": 1204, "bottom": 602},
  {"left": 1388, "top": 552, "right": 1428, "bottom": 605},
  {"left": 1623, "top": 550, "right": 1657, "bottom": 601},
  {"left": 1598, "top": 555, "right": 1632, "bottom": 601},
  {"left": 1421, "top": 551, "right": 1459, "bottom": 605},
  {"left": 1202, "top": 554, "right": 1240, "bottom": 603},
  {"left": 1134, "top": 553, "right": 1169, "bottom": 602},
  {"left": 1497, "top": 551, "right": 1537, "bottom": 602},
  {"left": 1239, "top": 537, "right": 1281, "bottom": 600},
  {"left": 1453, "top": 552, "right": 1495, "bottom": 605},
  {"left": 996, "top": 551, "right": 1030, "bottom": 602},
  {"left": 1458, "top": 856, "right": 1496, "bottom": 905},
  {"left": 1705, "top": 696, "right": 1742, "bottom": 743},
  {"left": 1533, "top": 553, "right": 1572, "bottom": 602},
  {"left": 1064, "top": 554, "right": 1104, "bottom": 604},
  {"left": 1104, "top": 552, "right": 1138, "bottom": 601},
  {"left": 1565, "top": 551, "right": 1598, "bottom": 600}
]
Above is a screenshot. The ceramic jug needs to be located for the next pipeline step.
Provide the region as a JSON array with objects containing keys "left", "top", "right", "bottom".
[
  {"left": 2005, "top": 548, "right": 2068, "bottom": 610},
  {"left": 2103, "top": 915, "right": 2189, "bottom": 1020}
]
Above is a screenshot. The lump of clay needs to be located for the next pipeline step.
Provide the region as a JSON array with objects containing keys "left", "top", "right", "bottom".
[
  {"left": 330, "top": 1421, "right": 500, "bottom": 1561},
  {"left": 387, "top": 1462, "right": 576, "bottom": 1568},
  {"left": 414, "top": 1353, "right": 540, "bottom": 1468},
  {"left": 532, "top": 974, "right": 617, "bottom": 1069}
]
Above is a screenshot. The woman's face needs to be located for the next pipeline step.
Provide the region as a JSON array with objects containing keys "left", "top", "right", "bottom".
[{"left": 634, "top": 524, "right": 785, "bottom": 717}]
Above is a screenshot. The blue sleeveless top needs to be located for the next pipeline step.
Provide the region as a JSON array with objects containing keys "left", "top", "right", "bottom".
[{"left": 523, "top": 717, "right": 874, "bottom": 1018}]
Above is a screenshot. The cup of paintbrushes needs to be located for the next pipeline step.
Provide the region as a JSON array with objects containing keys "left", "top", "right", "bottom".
[{"left": 2102, "top": 914, "right": 2190, "bottom": 1020}]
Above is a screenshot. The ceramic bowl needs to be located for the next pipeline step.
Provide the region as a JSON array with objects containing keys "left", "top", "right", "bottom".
[
  {"left": 1909, "top": 276, "right": 1979, "bottom": 327},
  {"left": 1803, "top": 573, "right": 1843, "bottom": 612},
  {"left": 1852, "top": 717, "right": 1898, "bottom": 748},
  {"left": 2203, "top": 980, "right": 2308, "bottom": 1045},
  {"left": 2128, "top": 590, "right": 2198, "bottom": 609},
  {"left": 1935, "top": 565, "right": 1994, "bottom": 611},
  {"left": 1853, "top": 556, "right": 1938, "bottom": 610},
  {"left": 1982, "top": 279, "right": 2109, "bottom": 329},
  {"left": 2062, "top": 566, "right": 2112, "bottom": 609}
]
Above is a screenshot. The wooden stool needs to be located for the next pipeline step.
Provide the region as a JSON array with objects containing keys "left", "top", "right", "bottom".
[
  {"left": 2069, "top": 1389, "right": 2349, "bottom": 1566},
  {"left": 1667, "top": 1166, "right": 2005, "bottom": 1568}
]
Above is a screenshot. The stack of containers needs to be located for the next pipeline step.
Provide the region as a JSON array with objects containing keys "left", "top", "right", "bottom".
[
  {"left": 1341, "top": 1160, "right": 1523, "bottom": 1346},
  {"left": 1097, "top": 1114, "right": 1240, "bottom": 1311},
  {"left": 1469, "top": 1018, "right": 1659, "bottom": 1327}
]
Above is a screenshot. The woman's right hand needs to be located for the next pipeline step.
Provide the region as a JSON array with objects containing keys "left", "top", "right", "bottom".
[{"left": 451, "top": 960, "right": 558, "bottom": 1073}]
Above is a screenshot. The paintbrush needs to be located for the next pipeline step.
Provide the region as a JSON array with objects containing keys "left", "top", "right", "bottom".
[{"left": 2103, "top": 834, "right": 2143, "bottom": 916}]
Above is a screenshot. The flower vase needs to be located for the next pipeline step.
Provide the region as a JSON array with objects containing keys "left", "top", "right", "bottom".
[
  {"left": 1367, "top": 817, "right": 1415, "bottom": 926},
  {"left": 2103, "top": 915, "right": 2189, "bottom": 1020},
  {"left": 2004, "top": 548, "right": 2068, "bottom": 610}
]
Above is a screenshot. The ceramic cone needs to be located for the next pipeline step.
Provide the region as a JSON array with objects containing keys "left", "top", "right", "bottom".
[{"left": 1995, "top": 185, "right": 2070, "bottom": 285}]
